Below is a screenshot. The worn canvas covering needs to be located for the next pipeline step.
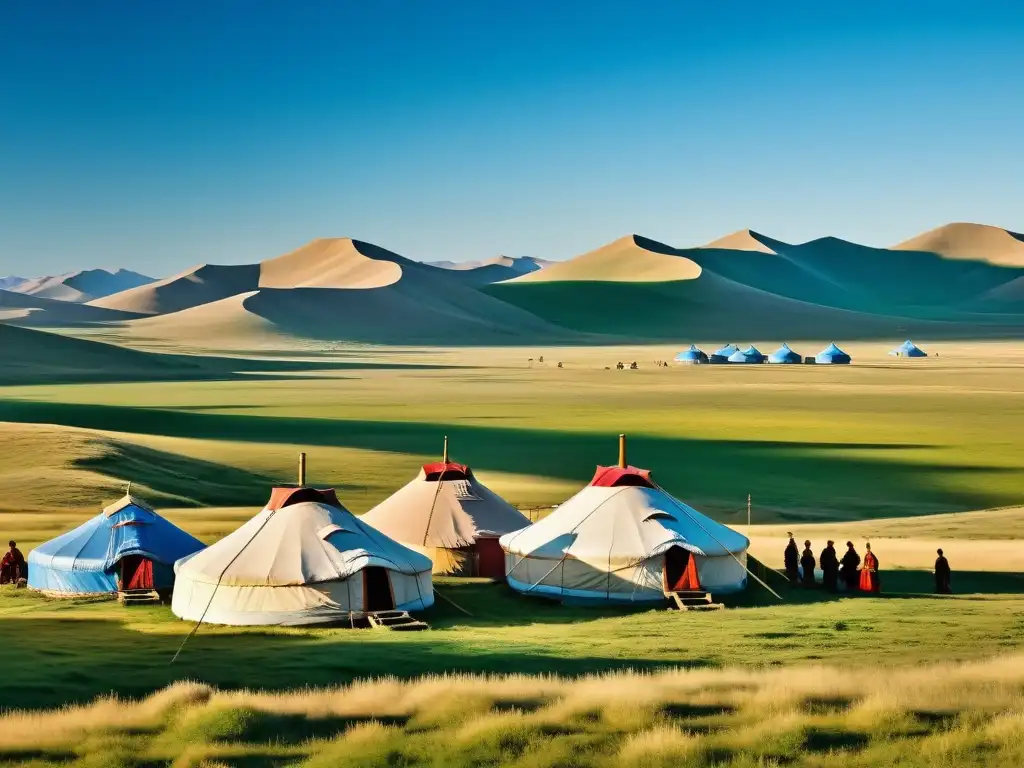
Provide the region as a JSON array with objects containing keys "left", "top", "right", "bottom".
[
  {"left": 815, "top": 342, "right": 851, "bottom": 364},
  {"left": 500, "top": 471, "right": 749, "bottom": 603},
  {"left": 28, "top": 495, "right": 204, "bottom": 596},
  {"left": 768, "top": 343, "right": 802, "bottom": 364},
  {"left": 674, "top": 344, "right": 708, "bottom": 364},
  {"left": 171, "top": 492, "right": 433, "bottom": 625},
  {"left": 889, "top": 340, "right": 927, "bottom": 357},
  {"left": 361, "top": 465, "right": 530, "bottom": 575}
]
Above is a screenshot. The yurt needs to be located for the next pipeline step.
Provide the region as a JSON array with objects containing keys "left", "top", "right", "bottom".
[
  {"left": 728, "top": 345, "right": 766, "bottom": 364},
  {"left": 815, "top": 342, "right": 851, "bottom": 364},
  {"left": 500, "top": 436, "right": 750, "bottom": 604},
  {"left": 675, "top": 344, "right": 709, "bottom": 364},
  {"left": 709, "top": 343, "right": 739, "bottom": 364},
  {"left": 28, "top": 493, "right": 204, "bottom": 598},
  {"left": 768, "top": 343, "right": 802, "bottom": 364},
  {"left": 889, "top": 340, "right": 927, "bottom": 358},
  {"left": 361, "top": 438, "right": 531, "bottom": 578},
  {"left": 171, "top": 485, "right": 433, "bottom": 626}
]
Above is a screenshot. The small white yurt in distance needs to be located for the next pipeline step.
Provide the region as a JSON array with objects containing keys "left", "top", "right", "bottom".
[
  {"left": 361, "top": 437, "right": 531, "bottom": 578},
  {"left": 500, "top": 436, "right": 749, "bottom": 604},
  {"left": 172, "top": 485, "right": 433, "bottom": 626}
]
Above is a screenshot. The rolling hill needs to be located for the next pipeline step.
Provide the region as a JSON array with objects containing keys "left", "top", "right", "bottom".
[
  {"left": 106, "top": 238, "right": 576, "bottom": 347},
  {"left": 14, "top": 268, "right": 153, "bottom": 302},
  {"left": 894, "top": 223, "right": 1024, "bottom": 267}
]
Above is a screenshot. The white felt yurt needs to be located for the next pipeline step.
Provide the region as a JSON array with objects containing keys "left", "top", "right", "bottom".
[
  {"left": 361, "top": 438, "right": 531, "bottom": 577},
  {"left": 500, "top": 436, "right": 749, "bottom": 604},
  {"left": 171, "top": 486, "right": 433, "bottom": 626}
]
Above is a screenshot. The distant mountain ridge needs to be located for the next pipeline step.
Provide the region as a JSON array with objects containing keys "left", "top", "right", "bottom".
[
  {"left": 12, "top": 268, "right": 154, "bottom": 303},
  {"left": 3, "top": 221, "right": 1023, "bottom": 344}
]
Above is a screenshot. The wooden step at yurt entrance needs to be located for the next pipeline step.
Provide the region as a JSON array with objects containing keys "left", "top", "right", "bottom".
[
  {"left": 665, "top": 590, "right": 724, "bottom": 612},
  {"left": 367, "top": 610, "right": 430, "bottom": 631},
  {"left": 117, "top": 588, "right": 163, "bottom": 606}
]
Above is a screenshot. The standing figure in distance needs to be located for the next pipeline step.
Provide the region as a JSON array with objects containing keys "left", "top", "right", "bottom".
[
  {"left": 784, "top": 533, "right": 800, "bottom": 584},
  {"left": 820, "top": 540, "right": 839, "bottom": 592},
  {"left": 840, "top": 541, "right": 860, "bottom": 592},
  {"left": 0, "top": 540, "right": 26, "bottom": 584},
  {"left": 935, "top": 548, "right": 952, "bottom": 594},
  {"left": 800, "top": 540, "right": 817, "bottom": 587},
  {"left": 859, "top": 542, "right": 880, "bottom": 594}
]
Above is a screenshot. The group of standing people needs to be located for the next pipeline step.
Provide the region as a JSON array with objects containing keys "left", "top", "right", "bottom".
[{"left": 784, "top": 535, "right": 880, "bottom": 593}]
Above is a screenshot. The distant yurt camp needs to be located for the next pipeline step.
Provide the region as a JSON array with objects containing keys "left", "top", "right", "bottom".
[
  {"left": 675, "top": 344, "right": 709, "bottom": 364},
  {"left": 28, "top": 493, "right": 204, "bottom": 598},
  {"left": 768, "top": 343, "right": 802, "bottom": 364},
  {"left": 171, "top": 484, "right": 433, "bottom": 626},
  {"left": 728, "top": 345, "right": 766, "bottom": 364},
  {"left": 709, "top": 343, "right": 739, "bottom": 364},
  {"left": 500, "top": 436, "right": 750, "bottom": 604},
  {"left": 361, "top": 438, "right": 531, "bottom": 577},
  {"left": 815, "top": 342, "right": 851, "bottom": 364},
  {"left": 890, "top": 340, "right": 927, "bottom": 358}
]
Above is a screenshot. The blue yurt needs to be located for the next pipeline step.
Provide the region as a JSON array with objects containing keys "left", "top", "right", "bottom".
[
  {"left": 28, "top": 494, "right": 205, "bottom": 597},
  {"left": 709, "top": 343, "right": 739, "bottom": 364},
  {"left": 675, "top": 344, "right": 709, "bottom": 364},
  {"left": 768, "top": 343, "right": 802, "bottom": 364},
  {"left": 728, "top": 345, "right": 766, "bottom": 364},
  {"left": 889, "top": 340, "right": 927, "bottom": 358},
  {"left": 815, "top": 342, "right": 851, "bottom": 364}
]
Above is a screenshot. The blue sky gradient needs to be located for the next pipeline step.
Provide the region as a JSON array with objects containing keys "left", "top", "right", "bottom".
[{"left": 1, "top": 1, "right": 1023, "bottom": 275}]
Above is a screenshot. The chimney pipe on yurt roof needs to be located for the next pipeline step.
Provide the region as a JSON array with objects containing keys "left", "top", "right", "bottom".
[
  {"left": 618, "top": 433, "right": 627, "bottom": 468},
  {"left": 298, "top": 452, "right": 307, "bottom": 487},
  {"left": 443, "top": 435, "right": 449, "bottom": 464}
]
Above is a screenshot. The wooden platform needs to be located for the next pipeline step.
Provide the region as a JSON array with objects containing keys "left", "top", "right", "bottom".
[
  {"left": 665, "top": 590, "right": 724, "bottom": 612},
  {"left": 367, "top": 610, "right": 430, "bottom": 631},
  {"left": 117, "top": 589, "right": 162, "bottom": 606}
]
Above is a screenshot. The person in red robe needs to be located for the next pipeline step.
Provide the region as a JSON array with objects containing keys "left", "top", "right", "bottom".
[
  {"left": 0, "top": 540, "right": 26, "bottom": 584},
  {"left": 859, "top": 542, "right": 880, "bottom": 594}
]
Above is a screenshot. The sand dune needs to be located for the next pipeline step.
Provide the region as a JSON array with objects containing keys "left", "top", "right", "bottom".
[
  {"left": 91, "top": 263, "right": 261, "bottom": 315},
  {"left": 701, "top": 229, "right": 784, "bottom": 254},
  {"left": 508, "top": 235, "right": 702, "bottom": 283},
  {"left": 259, "top": 238, "right": 405, "bottom": 289},
  {"left": 0, "top": 276, "right": 26, "bottom": 291},
  {"left": 894, "top": 223, "right": 1024, "bottom": 267},
  {"left": 15, "top": 268, "right": 153, "bottom": 303},
  {"left": 0, "top": 289, "right": 143, "bottom": 327}
]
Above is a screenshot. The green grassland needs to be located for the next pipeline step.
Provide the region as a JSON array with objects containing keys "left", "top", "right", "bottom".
[{"left": 0, "top": 340, "right": 1022, "bottom": 765}]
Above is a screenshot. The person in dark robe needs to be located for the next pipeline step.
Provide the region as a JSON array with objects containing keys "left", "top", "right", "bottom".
[
  {"left": 859, "top": 542, "right": 880, "bottom": 594},
  {"left": 800, "top": 541, "right": 816, "bottom": 587},
  {"left": 820, "top": 540, "right": 839, "bottom": 592},
  {"left": 935, "top": 548, "right": 951, "bottom": 594},
  {"left": 784, "top": 533, "right": 799, "bottom": 584},
  {"left": 840, "top": 541, "right": 860, "bottom": 592},
  {"left": 0, "top": 540, "right": 26, "bottom": 585}
]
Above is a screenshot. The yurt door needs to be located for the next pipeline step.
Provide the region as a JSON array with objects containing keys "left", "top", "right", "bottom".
[
  {"left": 474, "top": 538, "right": 506, "bottom": 579},
  {"left": 664, "top": 546, "right": 701, "bottom": 592},
  {"left": 120, "top": 556, "right": 154, "bottom": 591},
  {"left": 363, "top": 567, "right": 395, "bottom": 612}
]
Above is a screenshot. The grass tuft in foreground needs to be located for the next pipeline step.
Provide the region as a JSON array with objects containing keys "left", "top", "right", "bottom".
[{"left": 6, "top": 655, "right": 1024, "bottom": 766}]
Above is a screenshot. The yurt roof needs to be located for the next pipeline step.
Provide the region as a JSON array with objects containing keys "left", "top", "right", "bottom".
[
  {"left": 175, "top": 496, "right": 431, "bottom": 588},
  {"left": 361, "top": 464, "right": 530, "bottom": 548}
]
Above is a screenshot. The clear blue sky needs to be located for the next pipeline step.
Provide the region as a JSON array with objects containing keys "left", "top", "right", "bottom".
[{"left": 2, "top": 1, "right": 1022, "bottom": 276}]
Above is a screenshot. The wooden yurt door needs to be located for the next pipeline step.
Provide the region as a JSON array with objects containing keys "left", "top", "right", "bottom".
[
  {"left": 363, "top": 567, "right": 395, "bottom": 612},
  {"left": 474, "top": 538, "right": 506, "bottom": 579}
]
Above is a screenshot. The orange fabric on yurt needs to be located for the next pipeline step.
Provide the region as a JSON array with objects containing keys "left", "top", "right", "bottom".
[
  {"left": 266, "top": 487, "right": 341, "bottom": 511},
  {"left": 589, "top": 465, "right": 654, "bottom": 488}
]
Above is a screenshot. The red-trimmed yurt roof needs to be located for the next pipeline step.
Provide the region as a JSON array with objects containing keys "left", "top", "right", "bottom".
[
  {"left": 421, "top": 461, "right": 470, "bottom": 481},
  {"left": 589, "top": 465, "right": 654, "bottom": 488},
  {"left": 266, "top": 487, "right": 342, "bottom": 510}
]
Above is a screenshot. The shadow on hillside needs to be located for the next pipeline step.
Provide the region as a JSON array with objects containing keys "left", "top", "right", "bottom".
[
  {"left": 0, "top": 400, "right": 1019, "bottom": 518},
  {"left": 0, "top": 613, "right": 692, "bottom": 711}
]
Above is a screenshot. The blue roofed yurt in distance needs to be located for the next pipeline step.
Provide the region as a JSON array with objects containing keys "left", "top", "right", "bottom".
[
  {"left": 728, "top": 345, "right": 766, "bottom": 364},
  {"left": 889, "top": 340, "right": 927, "bottom": 358},
  {"left": 675, "top": 344, "right": 709, "bottom": 364},
  {"left": 768, "top": 343, "right": 802, "bottom": 364},
  {"left": 28, "top": 494, "right": 205, "bottom": 597},
  {"left": 709, "top": 343, "right": 739, "bottom": 364},
  {"left": 815, "top": 342, "right": 851, "bottom": 364}
]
